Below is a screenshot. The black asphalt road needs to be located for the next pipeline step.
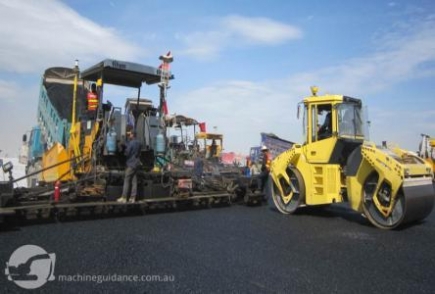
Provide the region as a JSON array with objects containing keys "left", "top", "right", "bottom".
[{"left": 1, "top": 202, "right": 435, "bottom": 293}]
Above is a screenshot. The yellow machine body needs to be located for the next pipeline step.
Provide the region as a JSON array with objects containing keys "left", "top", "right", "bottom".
[
  {"left": 195, "top": 132, "right": 223, "bottom": 159},
  {"left": 39, "top": 64, "right": 101, "bottom": 184},
  {"left": 269, "top": 89, "right": 434, "bottom": 229},
  {"left": 41, "top": 119, "right": 100, "bottom": 183},
  {"left": 42, "top": 142, "right": 74, "bottom": 183},
  {"left": 429, "top": 138, "right": 435, "bottom": 171}
]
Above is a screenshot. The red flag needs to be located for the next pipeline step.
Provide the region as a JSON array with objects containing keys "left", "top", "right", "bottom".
[
  {"left": 199, "top": 122, "right": 206, "bottom": 132},
  {"left": 162, "top": 100, "right": 169, "bottom": 115}
]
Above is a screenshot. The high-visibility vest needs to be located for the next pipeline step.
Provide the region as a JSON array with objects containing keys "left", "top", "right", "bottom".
[
  {"left": 87, "top": 92, "right": 98, "bottom": 111},
  {"left": 262, "top": 152, "right": 271, "bottom": 171}
]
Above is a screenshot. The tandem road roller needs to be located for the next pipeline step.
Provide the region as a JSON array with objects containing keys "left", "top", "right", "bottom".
[{"left": 268, "top": 87, "right": 434, "bottom": 229}]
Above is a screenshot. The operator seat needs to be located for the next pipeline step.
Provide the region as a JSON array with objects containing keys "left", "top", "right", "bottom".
[{"left": 318, "top": 112, "right": 332, "bottom": 140}]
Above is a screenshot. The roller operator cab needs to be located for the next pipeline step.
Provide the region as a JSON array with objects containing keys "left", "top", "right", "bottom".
[{"left": 268, "top": 87, "right": 435, "bottom": 229}]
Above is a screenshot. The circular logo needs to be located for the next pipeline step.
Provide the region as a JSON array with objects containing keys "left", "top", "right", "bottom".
[{"left": 5, "top": 245, "right": 56, "bottom": 289}]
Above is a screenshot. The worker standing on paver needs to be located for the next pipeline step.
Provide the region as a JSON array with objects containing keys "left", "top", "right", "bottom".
[{"left": 117, "top": 131, "right": 142, "bottom": 203}]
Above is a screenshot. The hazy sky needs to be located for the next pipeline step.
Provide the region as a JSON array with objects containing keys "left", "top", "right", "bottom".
[{"left": 0, "top": 0, "right": 434, "bottom": 157}]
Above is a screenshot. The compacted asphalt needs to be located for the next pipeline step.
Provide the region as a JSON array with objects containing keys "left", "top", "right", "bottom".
[{"left": 1, "top": 201, "right": 434, "bottom": 293}]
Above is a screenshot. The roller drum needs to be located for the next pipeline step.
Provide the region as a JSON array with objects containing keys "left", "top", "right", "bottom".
[
  {"left": 401, "top": 179, "right": 434, "bottom": 224},
  {"left": 363, "top": 176, "right": 435, "bottom": 229}
]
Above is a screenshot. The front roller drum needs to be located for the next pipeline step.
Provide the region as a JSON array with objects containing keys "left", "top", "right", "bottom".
[
  {"left": 268, "top": 167, "right": 305, "bottom": 214},
  {"left": 363, "top": 174, "right": 434, "bottom": 229}
]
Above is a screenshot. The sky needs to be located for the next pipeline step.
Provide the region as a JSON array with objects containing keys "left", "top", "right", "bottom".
[{"left": 0, "top": 0, "right": 435, "bottom": 157}]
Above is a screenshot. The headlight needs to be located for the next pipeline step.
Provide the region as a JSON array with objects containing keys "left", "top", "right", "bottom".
[{"left": 2, "top": 161, "right": 13, "bottom": 173}]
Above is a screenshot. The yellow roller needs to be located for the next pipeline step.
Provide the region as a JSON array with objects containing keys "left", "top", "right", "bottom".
[{"left": 268, "top": 88, "right": 434, "bottom": 229}]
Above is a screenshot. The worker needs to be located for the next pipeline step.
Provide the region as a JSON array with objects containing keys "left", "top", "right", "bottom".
[
  {"left": 210, "top": 139, "right": 218, "bottom": 159},
  {"left": 244, "top": 157, "right": 251, "bottom": 176},
  {"left": 318, "top": 111, "right": 332, "bottom": 140},
  {"left": 87, "top": 83, "right": 99, "bottom": 114},
  {"left": 193, "top": 154, "right": 204, "bottom": 179},
  {"left": 117, "top": 131, "right": 143, "bottom": 203},
  {"left": 259, "top": 145, "right": 271, "bottom": 192}
]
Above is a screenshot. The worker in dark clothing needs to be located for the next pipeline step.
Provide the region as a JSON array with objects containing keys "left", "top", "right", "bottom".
[
  {"left": 117, "top": 131, "right": 142, "bottom": 203},
  {"left": 210, "top": 139, "right": 218, "bottom": 157},
  {"left": 318, "top": 111, "right": 332, "bottom": 140},
  {"left": 194, "top": 155, "right": 204, "bottom": 178}
]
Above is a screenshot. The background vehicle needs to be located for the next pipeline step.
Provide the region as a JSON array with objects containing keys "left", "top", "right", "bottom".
[
  {"left": 418, "top": 134, "right": 435, "bottom": 172},
  {"left": 195, "top": 132, "right": 223, "bottom": 161},
  {"left": 226, "top": 133, "right": 294, "bottom": 205},
  {"left": 268, "top": 87, "right": 434, "bottom": 229},
  {"left": 248, "top": 133, "right": 294, "bottom": 175}
]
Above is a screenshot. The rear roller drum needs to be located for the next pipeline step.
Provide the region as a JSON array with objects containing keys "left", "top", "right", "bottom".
[
  {"left": 362, "top": 172, "right": 406, "bottom": 229},
  {"left": 362, "top": 172, "right": 434, "bottom": 229},
  {"left": 268, "top": 167, "right": 305, "bottom": 214}
]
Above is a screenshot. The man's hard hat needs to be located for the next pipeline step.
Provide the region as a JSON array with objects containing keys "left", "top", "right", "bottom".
[{"left": 261, "top": 145, "right": 268, "bottom": 151}]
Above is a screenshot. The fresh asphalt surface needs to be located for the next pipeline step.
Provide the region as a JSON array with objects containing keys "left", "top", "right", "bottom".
[{"left": 1, "top": 200, "right": 434, "bottom": 293}]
